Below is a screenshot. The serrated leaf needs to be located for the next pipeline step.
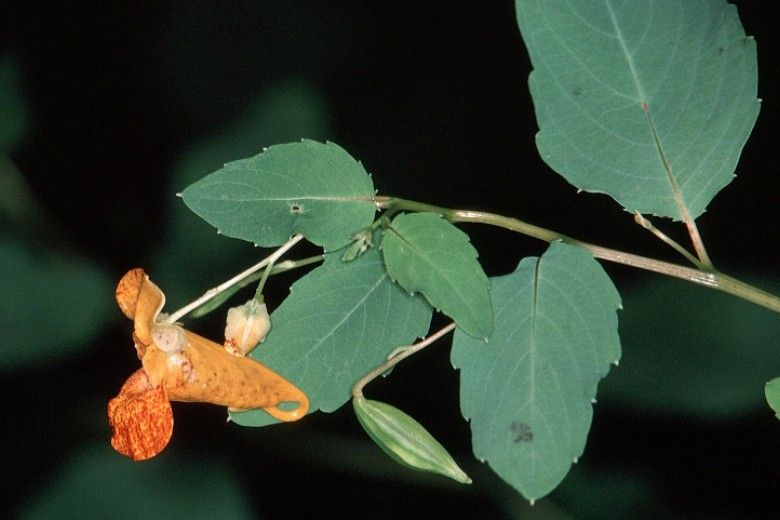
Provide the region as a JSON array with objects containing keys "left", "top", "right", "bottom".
[
  {"left": 766, "top": 378, "right": 780, "bottom": 419},
  {"left": 353, "top": 397, "right": 471, "bottom": 484},
  {"left": 180, "top": 140, "right": 376, "bottom": 251},
  {"left": 154, "top": 80, "right": 330, "bottom": 307},
  {"left": 451, "top": 241, "right": 621, "bottom": 501},
  {"left": 382, "top": 213, "right": 492, "bottom": 339},
  {"left": 600, "top": 275, "right": 780, "bottom": 417},
  {"left": 516, "top": 0, "right": 759, "bottom": 219},
  {"left": 230, "top": 245, "right": 432, "bottom": 426},
  {"left": 0, "top": 241, "right": 112, "bottom": 370}
]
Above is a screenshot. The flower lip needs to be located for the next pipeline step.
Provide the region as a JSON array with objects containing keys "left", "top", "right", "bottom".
[{"left": 108, "top": 369, "right": 174, "bottom": 461}]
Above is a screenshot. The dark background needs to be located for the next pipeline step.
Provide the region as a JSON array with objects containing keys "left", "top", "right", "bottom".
[{"left": 1, "top": 1, "right": 779, "bottom": 518}]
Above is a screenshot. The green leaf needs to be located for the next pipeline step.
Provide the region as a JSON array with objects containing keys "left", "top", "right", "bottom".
[
  {"left": 451, "top": 241, "right": 621, "bottom": 501},
  {"left": 180, "top": 140, "right": 376, "bottom": 251},
  {"left": 0, "top": 241, "right": 112, "bottom": 370},
  {"left": 766, "top": 378, "right": 780, "bottom": 419},
  {"left": 381, "top": 213, "right": 492, "bottom": 339},
  {"left": 353, "top": 397, "right": 471, "bottom": 484},
  {"left": 230, "top": 244, "right": 432, "bottom": 426},
  {"left": 600, "top": 275, "right": 780, "bottom": 417},
  {"left": 21, "top": 446, "right": 253, "bottom": 519},
  {"left": 154, "top": 80, "right": 331, "bottom": 308},
  {"left": 516, "top": 0, "right": 759, "bottom": 219}
]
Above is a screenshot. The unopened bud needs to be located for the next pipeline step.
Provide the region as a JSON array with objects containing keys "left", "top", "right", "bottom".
[{"left": 224, "top": 299, "right": 271, "bottom": 356}]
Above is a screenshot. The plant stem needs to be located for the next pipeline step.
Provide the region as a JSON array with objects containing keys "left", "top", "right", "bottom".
[
  {"left": 352, "top": 322, "right": 457, "bottom": 399},
  {"left": 633, "top": 213, "right": 704, "bottom": 269},
  {"left": 642, "top": 106, "right": 713, "bottom": 269},
  {"left": 258, "top": 255, "right": 324, "bottom": 296},
  {"left": 190, "top": 254, "right": 324, "bottom": 318},
  {"left": 164, "top": 234, "right": 305, "bottom": 324},
  {"left": 373, "top": 196, "right": 780, "bottom": 314}
]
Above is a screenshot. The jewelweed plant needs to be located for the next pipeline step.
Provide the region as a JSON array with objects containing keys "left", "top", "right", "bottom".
[{"left": 128, "top": 0, "right": 780, "bottom": 503}]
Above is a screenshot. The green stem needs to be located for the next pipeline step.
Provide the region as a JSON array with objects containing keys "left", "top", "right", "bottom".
[
  {"left": 254, "top": 253, "right": 327, "bottom": 299},
  {"left": 190, "top": 254, "right": 324, "bottom": 318},
  {"left": 374, "top": 196, "right": 780, "bottom": 314},
  {"left": 254, "top": 254, "right": 277, "bottom": 299},
  {"left": 258, "top": 255, "right": 324, "bottom": 294},
  {"left": 352, "top": 322, "right": 457, "bottom": 399},
  {"left": 165, "top": 234, "right": 305, "bottom": 324}
]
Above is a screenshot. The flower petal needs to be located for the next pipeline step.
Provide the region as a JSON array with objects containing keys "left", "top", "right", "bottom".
[
  {"left": 115, "top": 268, "right": 166, "bottom": 354},
  {"left": 108, "top": 369, "right": 173, "bottom": 461},
  {"left": 115, "top": 268, "right": 145, "bottom": 320}
]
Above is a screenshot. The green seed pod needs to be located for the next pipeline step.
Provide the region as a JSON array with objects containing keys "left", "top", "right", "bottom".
[{"left": 353, "top": 396, "right": 471, "bottom": 484}]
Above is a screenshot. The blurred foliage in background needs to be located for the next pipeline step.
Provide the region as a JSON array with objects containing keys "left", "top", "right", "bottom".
[{"left": 1, "top": 2, "right": 778, "bottom": 518}]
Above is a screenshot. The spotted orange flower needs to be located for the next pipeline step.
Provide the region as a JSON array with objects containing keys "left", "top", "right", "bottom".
[{"left": 108, "top": 268, "right": 308, "bottom": 460}]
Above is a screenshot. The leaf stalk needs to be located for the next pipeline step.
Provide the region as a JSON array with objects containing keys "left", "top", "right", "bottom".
[{"left": 353, "top": 322, "right": 457, "bottom": 399}]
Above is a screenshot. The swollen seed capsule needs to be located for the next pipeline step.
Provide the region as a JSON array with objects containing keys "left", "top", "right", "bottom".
[{"left": 353, "top": 396, "right": 471, "bottom": 484}]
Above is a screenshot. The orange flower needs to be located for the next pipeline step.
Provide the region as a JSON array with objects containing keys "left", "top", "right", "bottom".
[{"left": 108, "top": 268, "right": 308, "bottom": 460}]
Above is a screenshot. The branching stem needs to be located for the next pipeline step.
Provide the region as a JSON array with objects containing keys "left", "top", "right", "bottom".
[
  {"left": 373, "top": 196, "right": 780, "bottom": 314},
  {"left": 633, "top": 213, "right": 704, "bottom": 269},
  {"left": 164, "top": 234, "right": 305, "bottom": 324}
]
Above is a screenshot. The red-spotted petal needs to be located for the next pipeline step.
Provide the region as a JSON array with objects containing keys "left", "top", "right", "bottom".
[{"left": 108, "top": 369, "right": 173, "bottom": 461}]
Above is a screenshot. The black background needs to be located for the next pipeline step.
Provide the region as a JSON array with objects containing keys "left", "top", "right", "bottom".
[{"left": 2, "top": 1, "right": 779, "bottom": 518}]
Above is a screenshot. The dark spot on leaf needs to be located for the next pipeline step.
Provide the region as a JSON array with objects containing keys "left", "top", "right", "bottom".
[
  {"left": 290, "top": 203, "right": 304, "bottom": 214},
  {"left": 510, "top": 421, "right": 533, "bottom": 443},
  {"left": 717, "top": 46, "right": 723, "bottom": 54},
  {"left": 571, "top": 86, "right": 582, "bottom": 96}
]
